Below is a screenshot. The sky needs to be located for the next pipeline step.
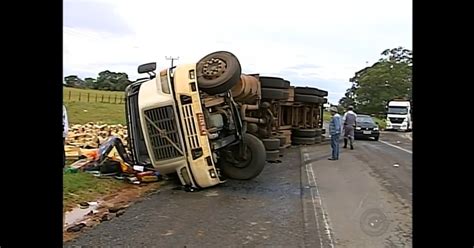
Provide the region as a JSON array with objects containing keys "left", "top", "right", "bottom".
[{"left": 63, "top": 0, "right": 412, "bottom": 104}]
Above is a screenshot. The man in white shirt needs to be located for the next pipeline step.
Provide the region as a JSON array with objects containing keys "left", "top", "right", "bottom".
[
  {"left": 63, "top": 105, "right": 69, "bottom": 167},
  {"left": 342, "top": 105, "right": 357, "bottom": 149}
]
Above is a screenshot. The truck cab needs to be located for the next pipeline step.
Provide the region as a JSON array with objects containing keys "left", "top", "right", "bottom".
[
  {"left": 385, "top": 100, "right": 412, "bottom": 131},
  {"left": 124, "top": 51, "right": 266, "bottom": 189}
]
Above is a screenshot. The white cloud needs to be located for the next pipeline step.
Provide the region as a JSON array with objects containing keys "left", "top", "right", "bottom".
[{"left": 63, "top": 0, "right": 412, "bottom": 103}]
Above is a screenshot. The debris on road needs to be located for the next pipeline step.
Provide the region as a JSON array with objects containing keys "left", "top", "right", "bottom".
[
  {"left": 66, "top": 122, "right": 128, "bottom": 149},
  {"left": 66, "top": 223, "right": 87, "bottom": 233},
  {"left": 64, "top": 135, "right": 163, "bottom": 185}
]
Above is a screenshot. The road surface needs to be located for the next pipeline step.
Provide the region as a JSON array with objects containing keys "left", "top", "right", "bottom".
[{"left": 65, "top": 131, "right": 412, "bottom": 247}]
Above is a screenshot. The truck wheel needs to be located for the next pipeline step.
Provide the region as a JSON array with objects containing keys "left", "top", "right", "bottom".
[
  {"left": 259, "top": 77, "right": 290, "bottom": 89},
  {"left": 294, "top": 87, "right": 328, "bottom": 97},
  {"left": 374, "top": 135, "right": 379, "bottom": 141},
  {"left": 292, "top": 137, "right": 316, "bottom": 145},
  {"left": 275, "top": 135, "right": 287, "bottom": 146},
  {"left": 294, "top": 94, "right": 325, "bottom": 104},
  {"left": 197, "top": 51, "right": 242, "bottom": 95},
  {"left": 266, "top": 150, "right": 280, "bottom": 162},
  {"left": 261, "top": 88, "right": 289, "bottom": 100},
  {"left": 292, "top": 128, "right": 318, "bottom": 137},
  {"left": 220, "top": 133, "right": 266, "bottom": 180},
  {"left": 262, "top": 138, "right": 280, "bottom": 150}
]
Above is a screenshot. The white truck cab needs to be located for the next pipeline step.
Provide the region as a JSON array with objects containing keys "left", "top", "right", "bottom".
[{"left": 385, "top": 100, "right": 412, "bottom": 131}]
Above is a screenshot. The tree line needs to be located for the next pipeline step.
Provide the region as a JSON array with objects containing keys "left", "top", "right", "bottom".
[
  {"left": 339, "top": 46, "right": 412, "bottom": 116},
  {"left": 64, "top": 70, "right": 132, "bottom": 91}
]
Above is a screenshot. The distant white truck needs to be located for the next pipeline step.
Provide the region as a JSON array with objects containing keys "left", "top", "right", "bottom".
[{"left": 385, "top": 99, "right": 412, "bottom": 131}]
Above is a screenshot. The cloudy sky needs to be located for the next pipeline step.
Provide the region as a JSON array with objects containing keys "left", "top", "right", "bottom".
[{"left": 63, "top": 0, "right": 412, "bottom": 104}]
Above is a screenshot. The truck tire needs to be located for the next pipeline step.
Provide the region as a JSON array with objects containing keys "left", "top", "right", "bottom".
[
  {"left": 262, "top": 138, "right": 280, "bottom": 150},
  {"left": 294, "top": 87, "right": 328, "bottom": 97},
  {"left": 266, "top": 150, "right": 280, "bottom": 162},
  {"left": 292, "top": 128, "right": 317, "bottom": 137},
  {"left": 220, "top": 133, "right": 266, "bottom": 180},
  {"left": 294, "top": 94, "right": 325, "bottom": 104},
  {"left": 292, "top": 137, "right": 316, "bottom": 145},
  {"left": 314, "top": 128, "right": 322, "bottom": 136},
  {"left": 259, "top": 77, "right": 290, "bottom": 89},
  {"left": 197, "top": 51, "right": 242, "bottom": 95},
  {"left": 261, "top": 88, "right": 289, "bottom": 100},
  {"left": 275, "top": 135, "right": 287, "bottom": 146}
]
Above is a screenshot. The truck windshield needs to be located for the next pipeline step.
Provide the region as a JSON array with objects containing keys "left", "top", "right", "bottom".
[{"left": 387, "top": 106, "right": 408, "bottom": 115}]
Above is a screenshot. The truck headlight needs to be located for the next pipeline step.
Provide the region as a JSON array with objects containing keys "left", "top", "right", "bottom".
[
  {"left": 209, "top": 169, "right": 217, "bottom": 178},
  {"left": 356, "top": 127, "right": 361, "bottom": 130},
  {"left": 373, "top": 127, "right": 379, "bottom": 131}
]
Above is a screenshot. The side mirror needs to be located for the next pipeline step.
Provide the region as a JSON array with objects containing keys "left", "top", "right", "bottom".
[
  {"left": 375, "top": 121, "right": 379, "bottom": 125},
  {"left": 138, "top": 62, "right": 157, "bottom": 74}
]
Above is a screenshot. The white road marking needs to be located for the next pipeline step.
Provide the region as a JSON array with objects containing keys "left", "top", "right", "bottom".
[
  {"left": 303, "top": 153, "right": 310, "bottom": 162},
  {"left": 306, "top": 160, "right": 335, "bottom": 248},
  {"left": 305, "top": 162, "right": 323, "bottom": 248},
  {"left": 378, "top": 140, "right": 413, "bottom": 154}
]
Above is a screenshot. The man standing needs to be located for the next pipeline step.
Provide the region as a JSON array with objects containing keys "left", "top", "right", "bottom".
[
  {"left": 328, "top": 106, "right": 342, "bottom": 160},
  {"left": 343, "top": 105, "right": 357, "bottom": 150},
  {"left": 63, "top": 104, "right": 69, "bottom": 167}
]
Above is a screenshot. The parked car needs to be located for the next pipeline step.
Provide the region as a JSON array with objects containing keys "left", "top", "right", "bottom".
[{"left": 354, "top": 114, "right": 380, "bottom": 141}]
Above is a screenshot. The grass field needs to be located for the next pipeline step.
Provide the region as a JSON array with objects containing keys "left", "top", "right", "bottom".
[
  {"left": 63, "top": 172, "right": 128, "bottom": 211},
  {"left": 64, "top": 87, "right": 126, "bottom": 124},
  {"left": 64, "top": 101, "right": 126, "bottom": 124}
]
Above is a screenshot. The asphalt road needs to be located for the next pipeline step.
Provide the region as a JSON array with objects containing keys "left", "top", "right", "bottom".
[
  {"left": 65, "top": 147, "right": 307, "bottom": 247},
  {"left": 301, "top": 130, "right": 412, "bottom": 248},
  {"left": 65, "top": 131, "right": 412, "bottom": 248}
]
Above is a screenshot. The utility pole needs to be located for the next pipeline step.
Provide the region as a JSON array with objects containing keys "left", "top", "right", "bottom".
[{"left": 165, "top": 56, "right": 179, "bottom": 67}]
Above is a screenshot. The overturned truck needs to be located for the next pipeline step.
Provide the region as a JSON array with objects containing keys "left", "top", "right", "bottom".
[
  {"left": 125, "top": 51, "right": 267, "bottom": 189},
  {"left": 125, "top": 51, "right": 327, "bottom": 189}
]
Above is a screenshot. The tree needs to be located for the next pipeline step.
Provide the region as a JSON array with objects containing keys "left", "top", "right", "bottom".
[
  {"left": 84, "top": 77, "right": 96, "bottom": 89},
  {"left": 64, "top": 75, "right": 85, "bottom": 88},
  {"left": 95, "top": 70, "right": 131, "bottom": 91},
  {"left": 340, "top": 47, "right": 412, "bottom": 115},
  {"left": 63, "top": 71, "right": 132, "bottom": 91}
]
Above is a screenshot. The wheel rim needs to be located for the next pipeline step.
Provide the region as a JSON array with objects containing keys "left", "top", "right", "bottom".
[
  {"left": 232, "top": 146, "right": 253, "bottom": 168},
  {"left": 201, "top": 58, "right": 227, "bottom": 80}
]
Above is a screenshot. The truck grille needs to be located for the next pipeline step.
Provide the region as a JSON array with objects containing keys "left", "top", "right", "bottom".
[
  {"left": 182, "top": 104, "right": 200, "bottom": 149},
  {"left": 144, "top": 106, "right": 183, "bottom": 161},
  {"left": 389, "top": 117, "right": 405, "bottom": 124}
]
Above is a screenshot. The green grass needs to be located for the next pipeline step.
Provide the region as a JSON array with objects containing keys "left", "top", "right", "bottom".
[
  {"left": 323, "top": 111, "right": 332, "bottom": 122},
  {"left": 63, "top": 172, "right": 127, "bottom": 211},
  {"left": 372, "top": 116, "right": 387, "bottom": 129},
  {"left": 64, "top": 101, "right": 126, "bottom": 125}
]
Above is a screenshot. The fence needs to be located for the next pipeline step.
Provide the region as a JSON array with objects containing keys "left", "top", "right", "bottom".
[{"left": 64, "top": 90, "right": 126, "bottom": 104}]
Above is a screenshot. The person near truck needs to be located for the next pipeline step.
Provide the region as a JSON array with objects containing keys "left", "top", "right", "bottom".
[
  {"left": 63, "top": 104, "right": 69, "bottom": 167},
  {"left": 342, "top": 105, "right": 357, "bottom": 150},
  {"left": 328, "top": 106, "right": 342, "bottom": 160}
]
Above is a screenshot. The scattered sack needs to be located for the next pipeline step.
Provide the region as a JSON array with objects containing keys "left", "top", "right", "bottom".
[{"left": 66, "top": 223, "right": 86, "bottom": 233}]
